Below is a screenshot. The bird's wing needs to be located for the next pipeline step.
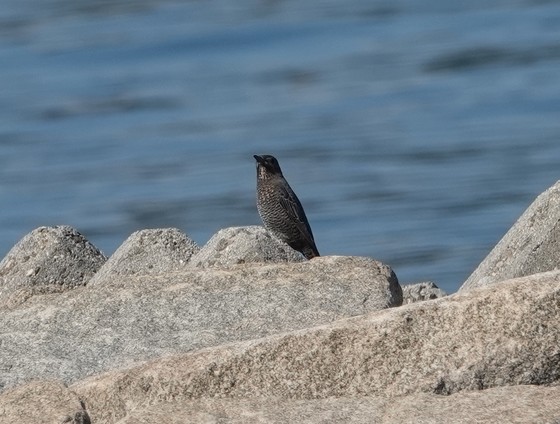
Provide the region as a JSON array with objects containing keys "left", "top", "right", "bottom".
[{"left": 278, "top": 184, "right": 316, "bottom": 244}]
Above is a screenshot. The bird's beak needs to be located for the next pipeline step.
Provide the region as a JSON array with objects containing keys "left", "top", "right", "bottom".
[{"left": 253, "top": 155, "right": 265, "bottom": 165}]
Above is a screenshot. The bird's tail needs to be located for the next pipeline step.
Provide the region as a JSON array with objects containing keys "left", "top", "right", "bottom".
[{"left": 302, "top": 246, "right": 320, "bottom": 260}]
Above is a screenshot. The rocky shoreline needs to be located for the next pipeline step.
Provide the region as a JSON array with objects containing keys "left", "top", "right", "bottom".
[{"left": 1, "top": 182, "right": 560, "bottom": 423}]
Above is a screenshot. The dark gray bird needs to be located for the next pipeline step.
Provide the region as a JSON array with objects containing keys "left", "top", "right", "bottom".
[{"left": 254, "top": 154, "right": 320, "bottom": 259}]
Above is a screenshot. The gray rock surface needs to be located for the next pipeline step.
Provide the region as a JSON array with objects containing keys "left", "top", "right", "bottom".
[
  {"left": 2, "top": 383, "right": 559, "bottom": 424},
  {"left": 89, "top": 228, "right": 199, "bottom": 286},
  {"left": 189, "top": 226, "right": 304, "bottom": 267},
  {"left": 461, "top": 180, "right": 560, "bottom": 292},
  {"left": 0, "top": 256, "right": 400, "bottom": 391},
  {"left": 71, "top": 271, "right": 560, "bottom": 422},
  {"left": 0, "top": 226, "right": 106, "bottom": 306},
  {"left": 402, "top": 281, "right": 447, "bottom": 304},
  {"left": 112, "top": 386, "right": 560, "bottom": 424},
  {"left": 115, "top": 385, "right": 560, "bottom": 424},
  {"left": 2, "top": 214, "right": 558, "bottom": 423},
  {"left": 0, "top": 380, "right": 90, "bottom": 424}
]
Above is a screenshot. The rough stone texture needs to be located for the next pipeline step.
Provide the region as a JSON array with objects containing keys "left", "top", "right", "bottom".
[
  {"left": 115, "top": 386, "right": 560, "bottom": 424},
  {"left": 2, "top": 384, "right": 559, "bottom": 424},
  {"left": 89, "top": 228, "right": 199, "bottom": 286},
  {"left": 461, "top": 180, "right": 560, "bottom": 292},
  {"left": 71, "top": 271, "right": 560, "bottom": 423},
  {"left": 0, "top": 226, "right": 106, "bottom": 305},
  {"left": 189, "top": 226, "right": 304, "bottom": 267},
  {"left": 0, "top": 380, "right": 90, "bottom": 424},
  {"left": 0, "top": 256, "right": 399, "bottom": 391},
  {"left": 402, "top": 281, "right": 447, "bottom": 304}
]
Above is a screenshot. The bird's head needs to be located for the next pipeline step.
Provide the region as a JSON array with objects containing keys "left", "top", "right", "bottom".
[{"left": 254, "top": 154, "right": 283, "bottom": 178}]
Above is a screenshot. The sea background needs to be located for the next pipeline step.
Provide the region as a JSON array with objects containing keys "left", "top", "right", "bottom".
[{"left": 1, "top": 0, "right": 559, "bottom": 293}]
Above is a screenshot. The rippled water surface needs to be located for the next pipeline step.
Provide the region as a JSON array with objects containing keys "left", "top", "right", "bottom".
[{"left": 1, "top": 0, "right": 560, "bottom": 292}]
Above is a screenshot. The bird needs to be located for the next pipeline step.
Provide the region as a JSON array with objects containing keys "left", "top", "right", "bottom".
[{"left": 253, "top": 154, "right": 320, "bottom": 259}]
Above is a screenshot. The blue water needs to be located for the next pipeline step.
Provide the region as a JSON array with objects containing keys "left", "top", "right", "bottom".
[{"left": 1, "top": 0, "right": 560, "bottom": 293}]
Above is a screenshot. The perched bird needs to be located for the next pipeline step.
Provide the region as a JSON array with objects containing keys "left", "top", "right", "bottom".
[{"left": 253, "top": 154, "right": 320, "bottom": 259}]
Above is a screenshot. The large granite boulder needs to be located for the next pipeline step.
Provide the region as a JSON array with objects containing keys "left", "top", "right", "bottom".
[
  {"left": 88, "top": 228, "right": 199, "bottom": 286},
  {"left": 0, "top": 226, "right": 106, "bottom": 306},
  {"left": 2, "top": 382, "right": 559, "bottom": 424},
  {"left": 2, "top": 213, "right": 558, "bottom": 423},
  {"left": 0, "top": 256, "right": 400, "bottom": 391},
  {"left": 461, "top": 180, "right": 560, "bottom": 291},
  {"left": 189, "top": 226, "right": 304, "bottom": 267},
  {"left": 115, "top": 386, "right": 560, "bottom": 424},
  {"left": 0, "top": 381, "right": 90, "bottom": 424},
  {"left": 68, "top": 271, "right": 560, "bottom": 422}
]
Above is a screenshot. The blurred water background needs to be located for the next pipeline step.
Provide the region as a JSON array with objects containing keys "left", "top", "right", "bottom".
[{"left": 1, "top": 0, "right": 560, "bottom": 293}]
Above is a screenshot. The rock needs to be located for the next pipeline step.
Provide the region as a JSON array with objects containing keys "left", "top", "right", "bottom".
[
  {"left": 0, "top": 256, "right": 400, "bottom": 390},
  {"left": 89, "top": 228, "right": 199, "bottom": 286},
  {"left": 70, "top": 271, "right": 560, "bottom": 422},
  {"left": 0, "top": 226, "right": 106, "bottom": 305},
  {"left": 461, "top": 181, "right": 560, "bottom": 292},
  {"left": 189, "top": 226, "right": 304, "bottom": 267},
  {"left": 110, "top": 386, "right": 560, "bottom": 424},
  {"left": 2, "top": 383, "right": 559, "bottom": 424},
  {"left": 402, "top": 281, "right": 446, "bottom": 304},
  {"left": 0, "top": 380, "right": 90, "bottom": 424}
]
